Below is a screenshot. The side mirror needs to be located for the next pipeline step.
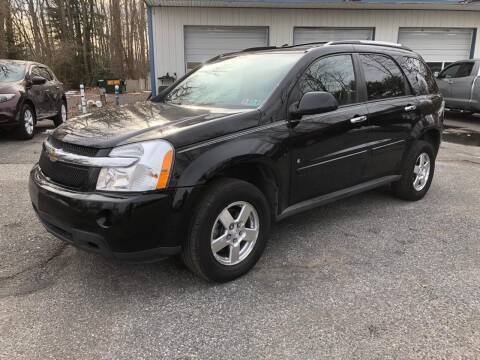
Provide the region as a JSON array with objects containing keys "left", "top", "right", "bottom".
[
  {"left": 290, "top": 91, "right": 338, "bottom": 118},
  {"left": 30, "top": 76, "right": 47, "bottom": 85}
]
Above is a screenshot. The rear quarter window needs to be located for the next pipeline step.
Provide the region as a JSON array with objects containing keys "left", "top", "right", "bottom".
[{"left": 398, "top": 56, "right": 439, "bottom": 95}]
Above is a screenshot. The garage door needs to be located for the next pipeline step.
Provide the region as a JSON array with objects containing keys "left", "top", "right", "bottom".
[
  {"left": 184, "top": 26, "right": 268, "bottom": 71},
  {"left": 293, "top": 27, "right": 374, "bottom": 45},
  {"left": 398, "top": 28, "right": 474, "bottom": 73}
]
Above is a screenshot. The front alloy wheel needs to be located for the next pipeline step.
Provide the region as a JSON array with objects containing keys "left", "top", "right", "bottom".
[
  {"left": 15, "top": 104, "right": 35, "bottom": 140},
  {"left": 211, "top": 201, "right": 260, "bottom": 266},
  {"left": 182, "top": 178, "right": 271, "bottom": 282},
  {"left": 24, "top": 109, "right": 34, "bottom": 136}
]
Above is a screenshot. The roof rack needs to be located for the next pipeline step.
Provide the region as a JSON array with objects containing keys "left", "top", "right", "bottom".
[
  {"left": 324, "top": 40, "right": 411, "bottom": 51},
  {"left": 286, "top": 41, "right": 328, "bottom": 48},
  {"left": 241, "top": 46, "right": 278, "bottom": 52}
]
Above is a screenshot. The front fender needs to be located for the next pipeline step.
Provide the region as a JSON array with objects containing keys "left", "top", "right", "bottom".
[{"left": 174, "top": 137, "right": 285, "bottom": 188}]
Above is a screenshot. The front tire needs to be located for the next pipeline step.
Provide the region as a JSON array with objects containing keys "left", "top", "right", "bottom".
[
  {"left": 392, "top": 140, "right": 435, "bottom": 201},
  {"left": 182, "top": 178, "right": 271, "bottom": 282},
  {"left": 15, "top": 103, "right": 35, "bottom": 140}
]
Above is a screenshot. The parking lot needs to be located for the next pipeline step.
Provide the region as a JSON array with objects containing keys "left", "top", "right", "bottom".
[{"left": 0, "top": 115, "right": 479, "bottom": 359}]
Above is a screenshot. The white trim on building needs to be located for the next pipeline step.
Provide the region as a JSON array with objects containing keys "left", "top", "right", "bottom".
[{"left": 148, "top": 4, "right": 480, "bottom": 94}]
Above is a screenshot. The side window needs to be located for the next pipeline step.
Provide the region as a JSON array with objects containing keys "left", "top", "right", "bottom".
[
  {"left": 438, "top": 64, "right": 461, "bottom": 79},
  {"left": 399, "top": 56, "right": 438, "bottom": 95},
  {"left": 39, "top": 68, "right": 52, "bottom": 81},
  {"left": 456, "top": 62, "right": 474, "bottom": 78},
  {"left": 30, "top": 67, "right": 42, "bottom": 78},
  {"left": 359, "top": 54, "right": 409, "bottom": 101},
  {"left": 298, "top": 54, "right": 357, "bottom": 106},
  {"left": 30, "top": 67, "right": 51, "bottom": 81}
]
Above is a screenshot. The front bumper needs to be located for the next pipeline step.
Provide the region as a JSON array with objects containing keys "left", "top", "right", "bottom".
[
  {"left": 29, "top": 165, "right": 189, "bottom": 262},
  {"left": 0, "top": 104, "right": 18, "bottom": 126}
]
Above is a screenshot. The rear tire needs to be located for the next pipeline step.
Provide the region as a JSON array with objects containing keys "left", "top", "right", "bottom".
[
  {"left": 182, "top": 178, "right": 271, "bottom": 282},
  {"left": 15, "top": 103, "right": 35, "bottom": 140},
  {"left": 53, "top": 100, "right": 67, "bottom": 127},
  {"left": 392, "top": 140, "right": 435, "bottom": 201}
]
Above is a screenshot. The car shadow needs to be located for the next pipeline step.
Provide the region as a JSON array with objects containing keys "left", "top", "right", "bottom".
[
  {"left": 445, "top": 112, "right": 479, "bottom": 124},
  {"left": 65, "top": 184, "right": 400, "bottom": 296}
]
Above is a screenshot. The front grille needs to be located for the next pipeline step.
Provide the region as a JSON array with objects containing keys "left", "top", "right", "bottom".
[
  {"left": 48, "top": 137, "right": 100, "bottom": 157},
  {"left": 39, "top": 151, "right": 91, "bottom": 189}
]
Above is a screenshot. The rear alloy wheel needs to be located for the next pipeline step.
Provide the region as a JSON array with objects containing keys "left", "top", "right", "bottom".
[
  {"left": 392, "top": 140, "right": 435, "bottom": 201},
  {"left": 412, "top": 153, "right": 431, "bottom": 192},
  {"left": 182, "top": 178, "right": 270, "bottom": 282},
  {"left": 15, "top": 104, "right": 35, "bottom": 140},
  {"left": 53, "top": 101, "right": 67, "bottom": 127}
]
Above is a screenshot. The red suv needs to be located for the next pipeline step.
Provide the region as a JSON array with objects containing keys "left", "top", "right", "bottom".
[{"left": 0, "top": 60, "right": 67, "bottom": 139}]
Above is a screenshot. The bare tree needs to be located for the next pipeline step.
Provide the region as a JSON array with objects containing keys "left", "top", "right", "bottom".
[{"left": 5, "top": 0, "right": 149, "bottom": 88}]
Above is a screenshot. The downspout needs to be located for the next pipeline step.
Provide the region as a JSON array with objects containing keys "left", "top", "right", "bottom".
[{"left": 147, "top": 4, "right": 157, "bottom": 97}]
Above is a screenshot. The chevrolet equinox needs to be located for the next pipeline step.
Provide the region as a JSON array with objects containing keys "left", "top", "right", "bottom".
[{"left": 29, "top": 41, "right": 444, "bottom": 282}]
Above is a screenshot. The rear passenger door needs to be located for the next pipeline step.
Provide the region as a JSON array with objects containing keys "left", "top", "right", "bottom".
[{"left": 357, "top": 53, "right": 416, "bottom": 180}]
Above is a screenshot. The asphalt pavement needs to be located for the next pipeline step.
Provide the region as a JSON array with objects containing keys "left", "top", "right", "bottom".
[{"left": 0, "top": 117, "right": 479, "bottom": 359}]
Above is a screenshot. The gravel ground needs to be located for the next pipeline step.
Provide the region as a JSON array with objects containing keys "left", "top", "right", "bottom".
[{"left": 0, "top": 116, "right": 479, "bottom": 359}]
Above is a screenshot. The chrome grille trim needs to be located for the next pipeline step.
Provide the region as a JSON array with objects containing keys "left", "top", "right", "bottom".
[{"left": 44, "top": 139, "right": 138, "bottom": 168}]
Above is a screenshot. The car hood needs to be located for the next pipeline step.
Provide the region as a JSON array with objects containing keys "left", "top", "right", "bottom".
[
  {"left": 0, "top": 82, "right": 21, "bottom": 94},
  {"left": 52, "top": 101, "right": 260, "bottom": 149}
]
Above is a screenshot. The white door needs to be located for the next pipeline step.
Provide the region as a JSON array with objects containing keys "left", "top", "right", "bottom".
[
  {"left": 398, "top": 28, "right": 474, "bottom": 72},
  {"left": 293, "top": 27, "right": 374, "bottom": 45},
  {"left": 184, "top": 26, "right": 268, "bottom": 72}
]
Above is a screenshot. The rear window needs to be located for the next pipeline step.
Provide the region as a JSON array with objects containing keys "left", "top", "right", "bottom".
[
  {"left": 398, "top": 56, "right": 438, "bottom": 95},
  {"left": 0, "top": 62, "right": 26, "bottom": 82},
  {"left": 359, "top": 54, "right": 410, "bottom": 101}
]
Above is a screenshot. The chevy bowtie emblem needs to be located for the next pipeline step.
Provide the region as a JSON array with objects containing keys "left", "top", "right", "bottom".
[{"left": 47, "top": 147, "right": 59, "bottom": 162}]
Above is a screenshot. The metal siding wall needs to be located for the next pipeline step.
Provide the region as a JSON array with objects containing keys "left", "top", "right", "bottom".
[
  {"left": 151, "top": 7, "right": 480, "bottom": 83},
  {"left": 184, "top": 26, "right": 268, "bottom": 67},
  {"left": 293, "top": 27, "right": 374, "bottom": 44},
  {"left": 398, "top": 28, "right": 474, "bottom": 62}
]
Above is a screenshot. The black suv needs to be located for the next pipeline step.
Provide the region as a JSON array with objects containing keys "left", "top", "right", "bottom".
[{"left": 29, "top": 41, "right": 444, "bottom": 282}]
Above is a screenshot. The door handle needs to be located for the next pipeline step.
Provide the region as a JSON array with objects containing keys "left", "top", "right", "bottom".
[
  {"left": 404, "top": 105, "right": 417, "bottom": 112},
  {"left": 350, "top": 115, "right": 367, "bottom": 124}
]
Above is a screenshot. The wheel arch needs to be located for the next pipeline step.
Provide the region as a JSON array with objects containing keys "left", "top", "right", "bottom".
[
  {"left": 22, "top": 98, "right": 37, "bottom": 124},
  {"left": 419, "top": 128, "right": 441, "bottom": 155},
  {"left": 213, "top": 160, "right": 282, "bottom": 219},
  {"left": 175, "top": 141, "right": 286, "bottom": 219}
]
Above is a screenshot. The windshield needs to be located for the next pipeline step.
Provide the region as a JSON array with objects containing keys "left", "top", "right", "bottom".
[
  {"left": 164, "top": 53, "right": 302, "bottom": 109},
  {"left": 0, "top": 62, "right": 26, "bottom": 82}
]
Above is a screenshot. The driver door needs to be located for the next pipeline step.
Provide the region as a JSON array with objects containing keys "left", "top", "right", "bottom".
[
  {"left": 436, "top": 63, "right": 462, "bottom": 106},
  {"left": 287, "top": 54, "right": 370, "bottom": 204},
  {"left": 29, "top": 66, "right": 50, "bottom": 118},
  {"left": 449, "top": 62, "right": 476, "bottom": 109}
]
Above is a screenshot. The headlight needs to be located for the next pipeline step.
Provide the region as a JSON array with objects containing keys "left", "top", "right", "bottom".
[
  {"left": 96, "top": 140, "right": 174, "bottom": 192},
  {"left": 0, "top": 94, "right": 15, "bottom": 103}
]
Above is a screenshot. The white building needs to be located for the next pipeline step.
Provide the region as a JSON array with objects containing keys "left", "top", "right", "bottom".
[{"left": 145, "top": 0, "right": 480, "bottom": 95}]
